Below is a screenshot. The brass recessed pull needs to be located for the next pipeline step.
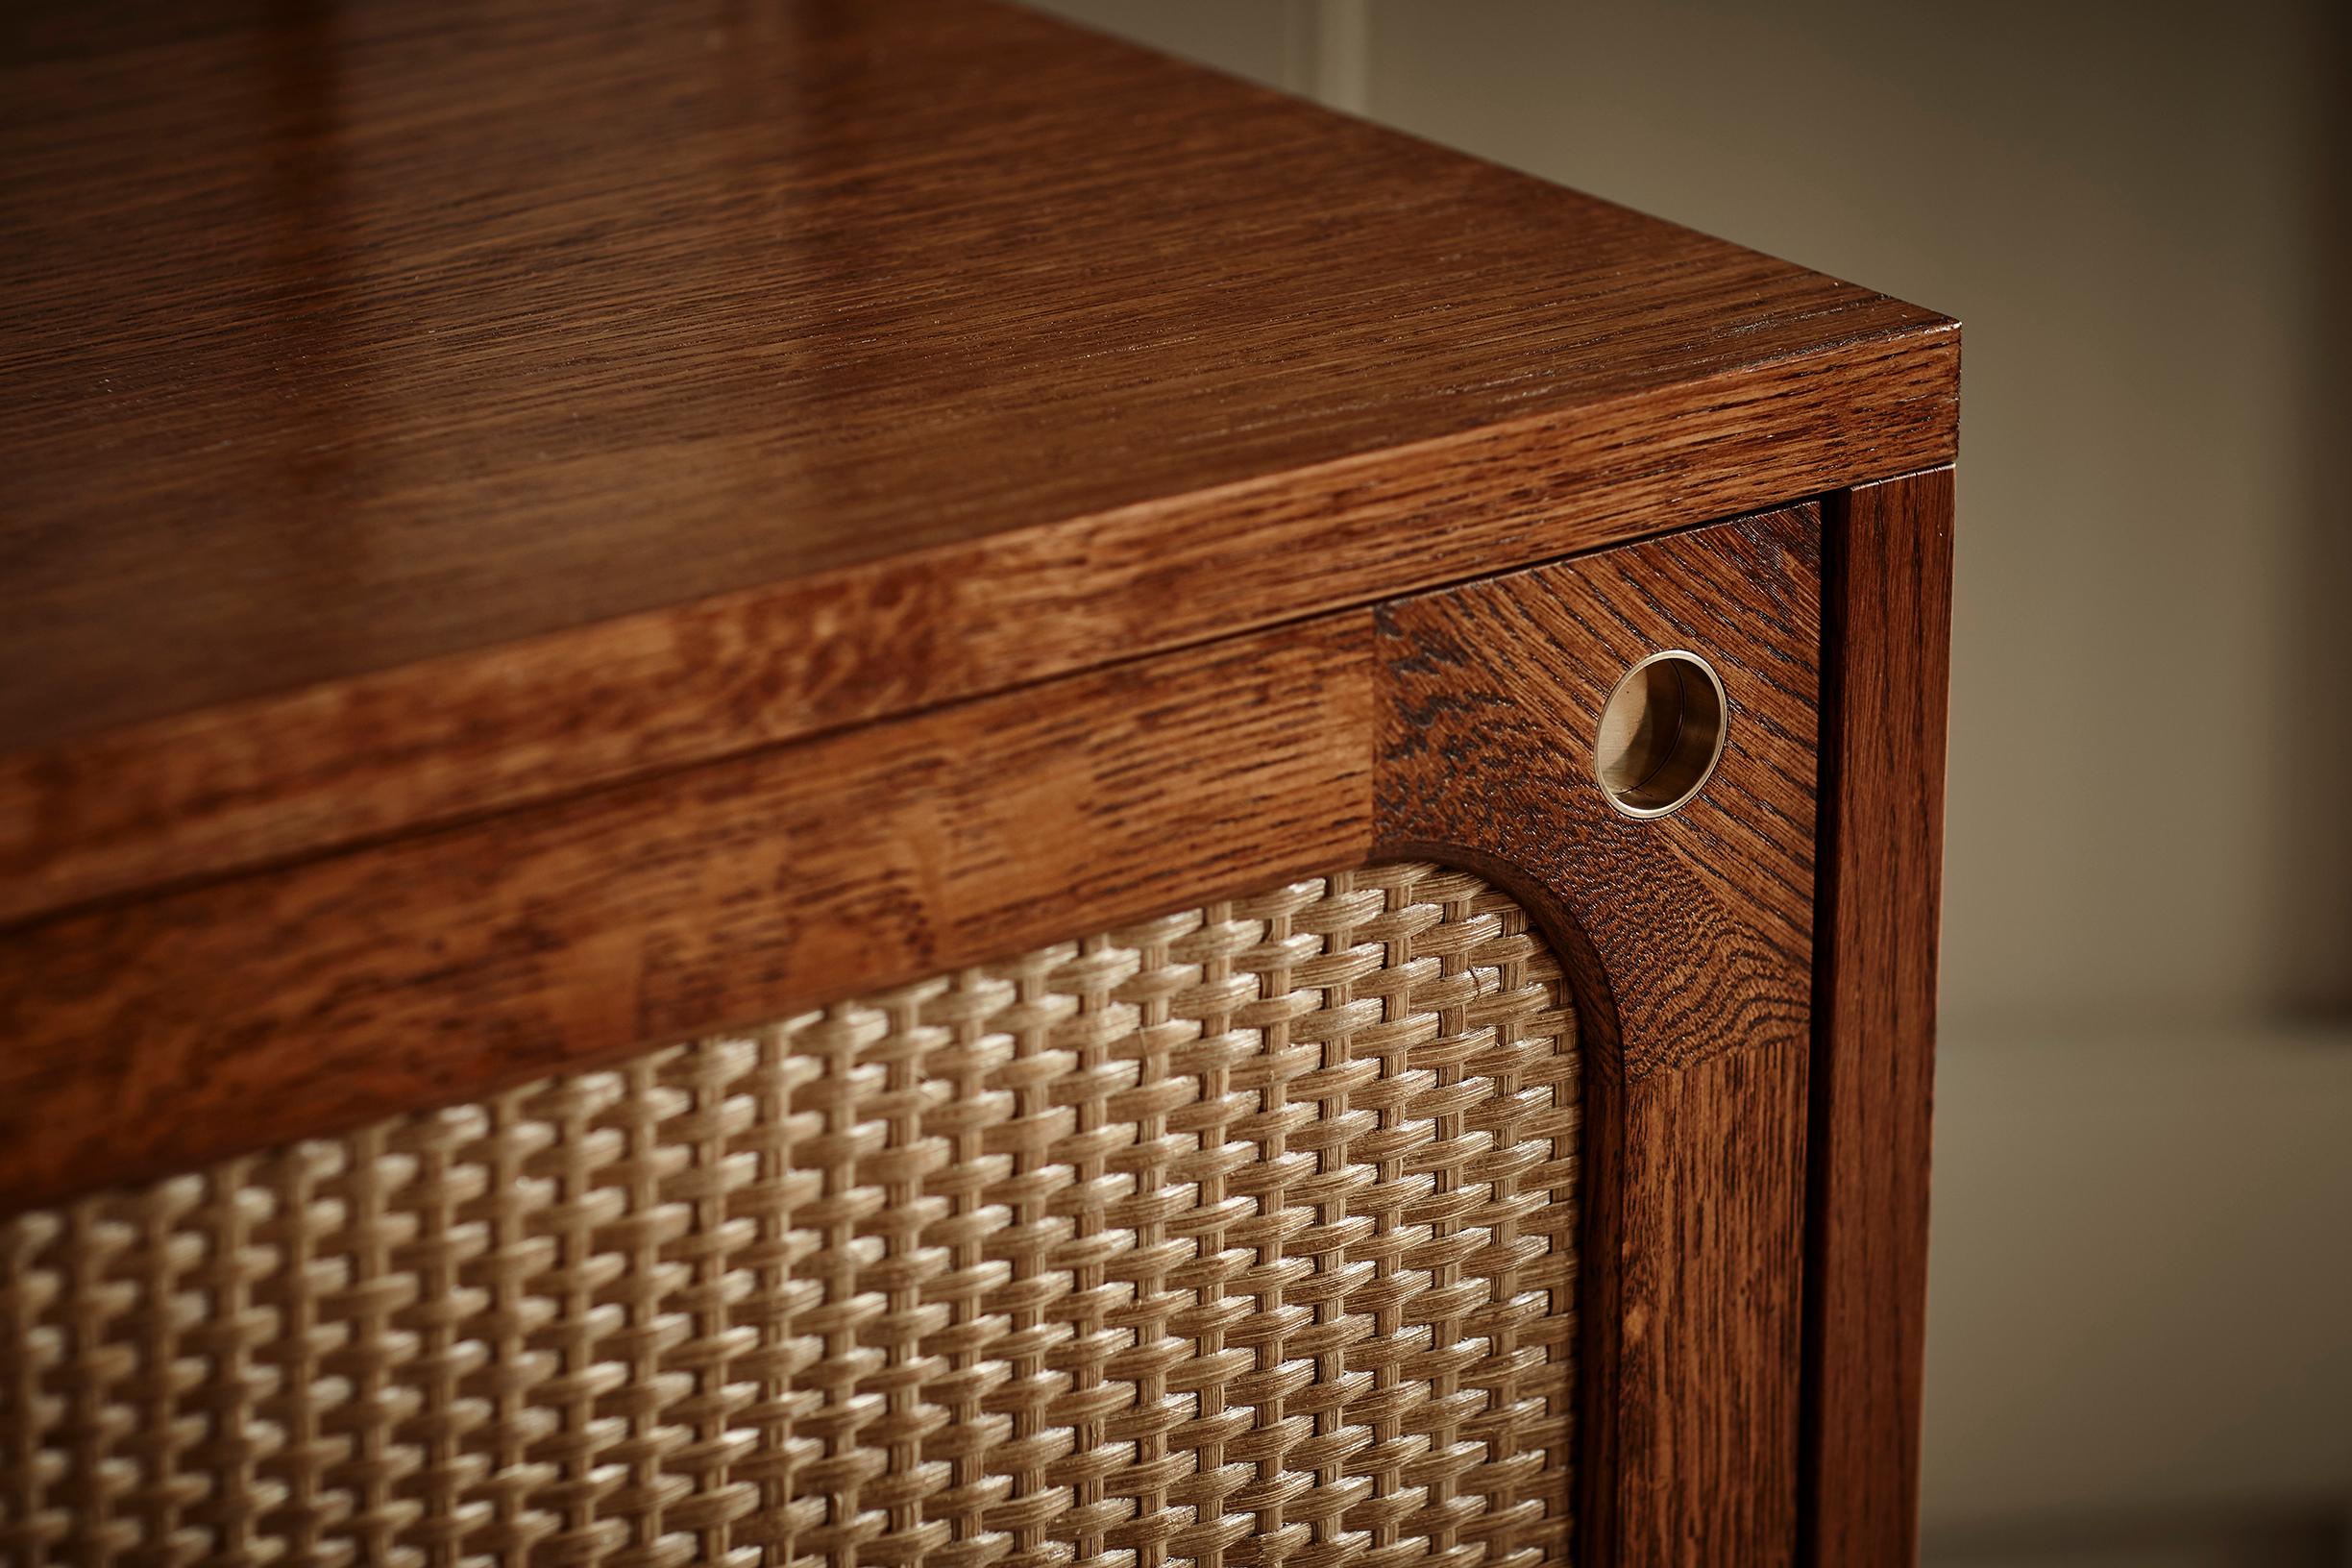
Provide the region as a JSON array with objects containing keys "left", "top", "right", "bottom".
[{"left": 1595, "top": 649, "right": 1728, "bottom": 819}]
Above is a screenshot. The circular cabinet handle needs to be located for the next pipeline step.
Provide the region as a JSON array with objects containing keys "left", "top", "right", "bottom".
[{"left": 1594, "top": 649, "right": 1728, "bottom": 819}]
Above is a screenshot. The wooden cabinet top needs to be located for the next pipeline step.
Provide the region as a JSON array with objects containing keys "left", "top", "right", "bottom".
[{"left": 0, "top": 0, "right": 1955, "bottom": 925}]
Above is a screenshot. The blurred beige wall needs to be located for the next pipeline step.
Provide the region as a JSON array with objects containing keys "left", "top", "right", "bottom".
[{"left": 1028, "top": 2, "right": 2352, "bottom": 1560}]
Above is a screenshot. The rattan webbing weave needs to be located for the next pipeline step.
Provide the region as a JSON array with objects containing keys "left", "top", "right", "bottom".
[{"left": 2, "top": 862, "right": 1580, "bottom": 1568}]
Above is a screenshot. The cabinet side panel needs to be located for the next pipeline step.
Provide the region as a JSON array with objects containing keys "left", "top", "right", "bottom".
[{"left": 1801, "top": 468, "right": 1955, "bottom": 1567}]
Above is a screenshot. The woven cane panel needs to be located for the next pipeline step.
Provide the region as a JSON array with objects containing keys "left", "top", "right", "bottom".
[{"left": 2, "top": 862, "right": 1580, "bottom": 1568}]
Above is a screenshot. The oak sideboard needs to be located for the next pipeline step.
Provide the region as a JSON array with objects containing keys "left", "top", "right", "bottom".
[{"left": 0, "top": 3, "right": 1958, "bottom": 1564}]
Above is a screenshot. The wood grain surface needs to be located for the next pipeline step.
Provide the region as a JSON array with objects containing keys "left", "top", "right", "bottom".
[
  {"left": 0, "top": 619, "right": 1376, "bottom": 1211},
  {"left": 0, "top": 0, "right": 1957, "bottom": 926},
  {"left": 1801, "top": 469, "right": 1955, "bottom": 1568},
  {"left": 0, "top": 502, "right": 1848, "bottom": 1561},
  {"left": 1375, "top": 508, "right": 1823, "bottom": 1566}
]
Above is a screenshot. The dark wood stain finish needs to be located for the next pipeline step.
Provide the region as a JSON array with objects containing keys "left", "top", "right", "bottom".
[
  {"left": 1801, "top": 469, "right": 1956, "bottom": 1568},
  {"left": 0, "top": 505, "right": 1833, "bottom": 1562},
  {"left": 1375, "top": 508, "right": 1824, "bottom": 1566},
  {"left": 0, "top": 0, "right": 1955, "bottom": 927},
  {"left": 0, "top": 2, "right": 1956, "bottom": 1556},
  {"left": 0, "top": 620, "right": 1376, "bottom": 1210}
]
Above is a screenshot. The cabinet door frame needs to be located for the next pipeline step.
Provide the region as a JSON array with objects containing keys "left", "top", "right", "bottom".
[
  {"left": 1377, "top": 504, "right": 1824, "bottom": 1564},
  {"left": 0, "top": 477, "right": 1952, "bottom": 1567}
]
